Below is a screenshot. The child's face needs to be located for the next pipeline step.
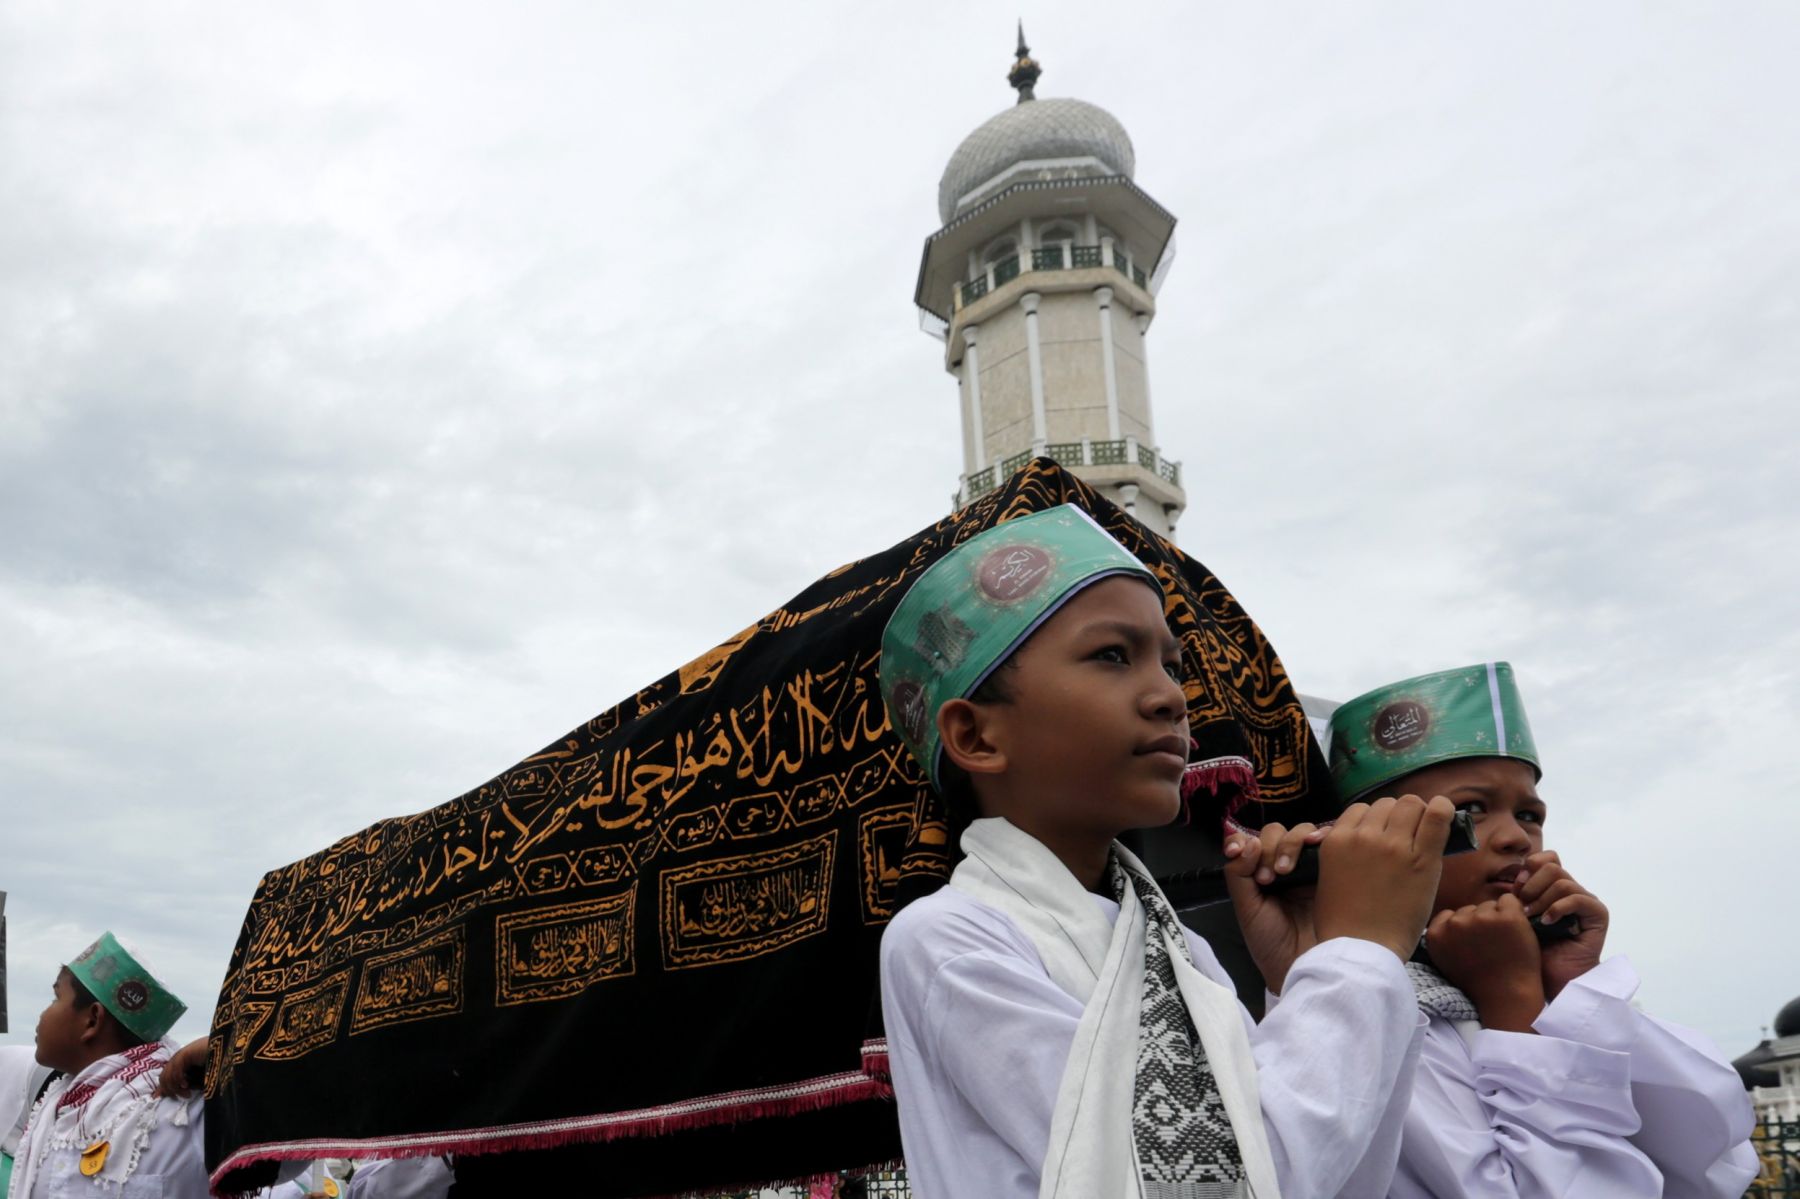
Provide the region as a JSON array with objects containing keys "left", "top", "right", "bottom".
[
  {"left": 34, "top": 968, "right": 91, "bottom": 1071},
  {"left": 1388, "top": 756, "right": 1546, "bottom": 912},
  {"left": 979, "top": 575, "right": 1189, "bottom": 842}
]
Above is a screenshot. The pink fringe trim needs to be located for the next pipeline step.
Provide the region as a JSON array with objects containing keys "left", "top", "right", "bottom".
[
  {"left": 1179, "top": 754, "right": 1260, "bottom": 830},
  {"left": 210, "top": 1040, "right": 896, "bottom": 1197}
]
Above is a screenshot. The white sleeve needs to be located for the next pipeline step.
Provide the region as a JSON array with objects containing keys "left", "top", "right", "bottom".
[
  {"left": 1230, "top": 936, "right": 1426, "bottom": 1199},
  {"left": 1393, "top": 975, "right": 1665, "bottom": 1197},
  {"left": 127, "top": 1094, "right": 214, "bottom": 1198},
  {"left": 347, "top": 1157, "right": 455, "bottom": 1199},
  {"left": 897, "top": 938, "right": 1079, "bottom": 1176},
  {"left": 1540, "top": 957, "right": 1758, "bottom": 1198},
  {"left": 880, "top": 896, "right": 1084, "bottom": 1199}
]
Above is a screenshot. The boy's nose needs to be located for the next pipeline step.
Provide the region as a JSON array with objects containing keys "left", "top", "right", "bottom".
[
  {"left": 1487, "top": 815, "right": 1532, "bottom": 851},
  {"left": 1144, "top": 668, "right": 1186, "bottom": 719}
]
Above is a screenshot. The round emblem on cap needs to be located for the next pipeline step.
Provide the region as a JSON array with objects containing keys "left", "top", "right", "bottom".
[
  {"left": 977, "top": 544, "right": 1053, "bottom": 602},
  {"left": 114, "top": 981, "right": 150, "bottom": 1013},
  {"left": 1371, "top": 700, "right": 1431, "bottom": 752},
  {"left": 891, "top": 681, "right": 929, "bottom": 745}
]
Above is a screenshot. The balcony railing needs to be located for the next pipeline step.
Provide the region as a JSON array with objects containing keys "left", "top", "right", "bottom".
[
  {"left": 953, "top": 243, "right": 1148, "bottom": 312},
  {"left": 959, "top": 439, "right": 1183, "bottom": 503}
]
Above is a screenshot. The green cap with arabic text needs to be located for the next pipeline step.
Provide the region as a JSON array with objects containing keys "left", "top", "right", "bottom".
[
  {"left": 66, "top": 931, "right": 187, "bottom": 1042},
  {"left": 1327, "top": 662, "right": 1540, "bottom": 802},
  {"left": 879, "top": 505, "right": 1159, "bottom": 790}
]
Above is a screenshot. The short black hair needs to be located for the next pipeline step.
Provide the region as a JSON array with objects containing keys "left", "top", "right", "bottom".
[
  {"left": 934, "top": 657, "right": 1019, "bottom": 840},
  {"left": 61, "top": 967, "right": 147, "bottom": 1050},
  {"left": 66, "top": 969, "right": 98, "bottom": 1009}
]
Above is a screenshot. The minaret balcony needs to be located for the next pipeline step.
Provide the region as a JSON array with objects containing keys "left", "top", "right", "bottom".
[
  {"left": 954, "top": 243, "right": 1148, "bottom": 313},
  {"left": 959, "top": 438, "right": 1183, "bottom": 507}
]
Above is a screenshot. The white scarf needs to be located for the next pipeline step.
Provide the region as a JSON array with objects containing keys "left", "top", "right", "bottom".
[
  {"left": 950, "top": 818, "right": 1281, "bottom": 1199},
  {"left": 12, "top": 1038, "right": 187, "bottom": 1198}
]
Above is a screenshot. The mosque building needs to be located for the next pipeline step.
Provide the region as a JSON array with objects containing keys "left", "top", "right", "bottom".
[
  {"left": 1738, "top": 994, "right": 1800, "bottom": 1123},
  {"left": 916, "top": 28, "right": 1187, "bottom": 539}
]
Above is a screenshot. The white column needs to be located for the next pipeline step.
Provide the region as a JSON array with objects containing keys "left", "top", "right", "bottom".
[
  {"left": 1133, "top": 312, "right": 1155, "bottom": 441},
  {"left": 1020, "top": 292, "right": 1047, "bottom": 449},
  {"left": 1084, "top": 214, "right": 1099, "bottom": 244},
  {"left": 1019, "top": 217, "right": 1034, "bottom": 255},
  {"left": 1096, "top": 287, "right": 1121, "bottom": 441},
  {"left": 964, "top": 324, "right": 986, "bottom": 470}
]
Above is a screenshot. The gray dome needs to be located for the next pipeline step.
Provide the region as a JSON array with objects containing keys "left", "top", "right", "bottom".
[
  {"left": 938, "top": 97, "right": 1135, "bottom": 224},
  {"left": 1778, "top": 995, "right": 1800, "bottom": 1039}
]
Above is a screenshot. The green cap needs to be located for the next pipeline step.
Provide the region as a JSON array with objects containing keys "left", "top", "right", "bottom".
[
  {"left": 879, "top": 504, "right": 1157, "bottom": 789},
  {"left": 1327, "top": 662, "right": 1540, "bottom": 802},
  {"left": 66, "top": 932, "right": 187, "bottom": 1042}
]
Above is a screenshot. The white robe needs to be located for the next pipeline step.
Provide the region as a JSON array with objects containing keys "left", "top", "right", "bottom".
[
  {"left": 880, "top": 881, "right": 1426, "bottom": 1199},
  {"left": 345, "top": 1158, "right": 453, "bottom": 1199},
  {"left": 257, "top": 1157, "right": 452, "bottom": 1199},
  {"left": 14, "top": 1040, "right": 207, "bottom": 1199},
  {"left": 1388, "top": 955, "right": 1758, "bottom": 1198}
]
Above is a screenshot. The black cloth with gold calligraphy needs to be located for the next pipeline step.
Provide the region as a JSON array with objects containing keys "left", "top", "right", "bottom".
[{"left": 203, "top": 460, "right": 1337, "bottom": 1196}]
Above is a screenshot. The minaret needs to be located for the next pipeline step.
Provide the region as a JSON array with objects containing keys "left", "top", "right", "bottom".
[{"left": 916, "top": 31, "right": 1186, "bottom": 537}]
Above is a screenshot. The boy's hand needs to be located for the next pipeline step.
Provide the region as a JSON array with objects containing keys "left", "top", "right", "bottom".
[
  {"left": 1426, "top": 893, "right": 1546, "bottom": 1032},
  {"left": 1224, "top": 820, "right": 1328, "bottom": 993},
  {"left": 154, "top": 1036, "right": 210, "bottom": 1098},
  {"left": 1519, "top": 849, "right": 1609, "bottom": 999},
  {"left": 1312, "top": 794, "right": 1455, "bottom": 964}
]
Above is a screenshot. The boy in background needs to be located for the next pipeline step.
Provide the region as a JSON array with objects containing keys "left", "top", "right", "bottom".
[
  {"left": 12, "top": 932, "right": 207, "bottom": 1198},
  {"left": 1327, "top": 662, "right": 1756, "bottom": 1197},
  {"left": 878, "top": 506, "right": 1453, "bottom": 1199}
]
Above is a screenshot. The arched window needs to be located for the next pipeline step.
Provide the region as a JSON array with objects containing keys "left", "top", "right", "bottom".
[
  {"left": 981, "top": 236, "right": 1019, "bottom": 267},
  {"left": 1038, "top": 221, "right": 1080, "bottom": 247}
]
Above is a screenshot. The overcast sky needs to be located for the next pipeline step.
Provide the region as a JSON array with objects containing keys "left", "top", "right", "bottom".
[{"left": 2, "top": 1, "right": 1794, "bottom": 1065}]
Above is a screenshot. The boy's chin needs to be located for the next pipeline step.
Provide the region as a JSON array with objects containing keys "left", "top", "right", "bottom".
[{"left": 1119, "top": 790, "right": 1184, "bottom": 832}]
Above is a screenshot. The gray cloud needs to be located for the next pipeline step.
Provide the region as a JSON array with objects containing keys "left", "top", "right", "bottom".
[{"left": 2, "top": 1, "right": 1794, "bottom": 1067}]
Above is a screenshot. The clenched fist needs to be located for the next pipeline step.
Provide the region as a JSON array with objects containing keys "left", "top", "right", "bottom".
[
  {"left": 1426, "top": 892, "right": 1545, "bottom": 1032},
  {"left": 1518, "top": 850, "right": 1609, "bottom": 999},
  {"left": 1312, "top": 794, "right": 1455, "bottom": 964}
]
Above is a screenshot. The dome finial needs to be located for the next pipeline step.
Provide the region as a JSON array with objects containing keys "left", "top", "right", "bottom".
[{"left": 1008, "top": 21, "right": 1041, "bottom": 103}]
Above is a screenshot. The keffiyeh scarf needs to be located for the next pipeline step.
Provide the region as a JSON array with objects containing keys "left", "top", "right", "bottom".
[
  {"left": 11, "top": 1039, "right": 188, "bottom": 1198},
  {"left": 1108, "top": 857, "right": 1245, "bottom": 1198},
  {"left": 1404, "top": 960, "right": 1480, "bottom": 1024},
  {"left": 951, "top": 817, "right": 1279, "bottom": 1199}
]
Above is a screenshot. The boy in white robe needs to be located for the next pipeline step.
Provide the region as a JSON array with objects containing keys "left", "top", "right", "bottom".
[
  {"left": 155, "top": 1045, "right": 455, "bottom": 1199},
  {"left": 1, "top": 1045, "right": 57, "bottom": 1198},
  {"left": 1325, "top": 663, "right": 1757, "bottom": 1198},
  {"left": 11, "top": 932, "right": 208, "bottom": 1199},
  {"left": 876, "top": 506, "right": 1456, "bottom": 1199}
]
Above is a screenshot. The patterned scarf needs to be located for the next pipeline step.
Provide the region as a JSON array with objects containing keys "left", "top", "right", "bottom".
[
  {"left": 11, "top": 1039, "right": 188, "bottom": 1199},
  {"left": 1108, "top": 857, "right": 1245, "bottom": 1198},
  {"left": 1405, "top": 960, "right": 1480, "bottom": 1023}
]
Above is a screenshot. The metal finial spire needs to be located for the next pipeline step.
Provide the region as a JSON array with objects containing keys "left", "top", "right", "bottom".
[{"left": 1008, "top": 21, "right": 1041, "bottom": 103}]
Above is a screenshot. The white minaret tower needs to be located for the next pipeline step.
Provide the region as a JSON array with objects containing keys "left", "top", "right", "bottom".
[{"left": 917, "top": 29, "right": 1186, "bottom": 537}]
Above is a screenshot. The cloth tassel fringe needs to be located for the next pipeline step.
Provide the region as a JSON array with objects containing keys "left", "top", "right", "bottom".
[
  {"left": 210, "top": 1063, "right": 895, "bottom": 1197},
  {"left": 1178, "top": 755, "right": 1260, "bottom": 827}
]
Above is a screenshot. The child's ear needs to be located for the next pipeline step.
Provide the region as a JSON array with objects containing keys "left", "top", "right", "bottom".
[
  {"left": 78, "top": 1001, "right": 105, "bottom": 1045},
  {"left": 938, "top": 698, "right": 1008, "bottom": 777}
]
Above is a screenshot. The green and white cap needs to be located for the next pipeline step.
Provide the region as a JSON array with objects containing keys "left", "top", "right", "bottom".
[
  {"left": 67, "top": 931, "right": 187, "bottom": 1043},
  {"left": 879, "top": 504, "right": 1157, "bottom": 789},
  {"left": 1327, "top": 662, "right": 1539, "bottom": 802}
]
